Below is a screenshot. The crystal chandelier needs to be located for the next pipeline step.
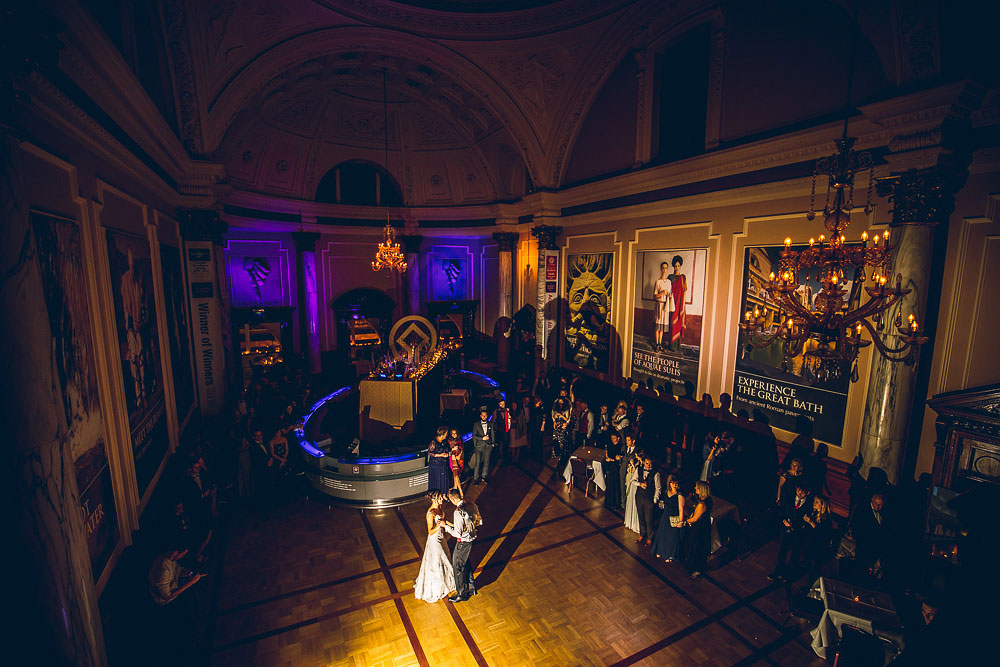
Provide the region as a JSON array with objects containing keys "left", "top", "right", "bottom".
[
  {"left": 371, "top": 218, "right": 407, "bottom": 273},
  {"left": 739, "top": 135, "right": 928, "bottom": 383},
  {"left": 370, "top": 66, "right": 407, "bottom": 274}
]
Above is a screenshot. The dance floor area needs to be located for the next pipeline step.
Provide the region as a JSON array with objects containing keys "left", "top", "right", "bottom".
[{"left": 203, "top": 461, "right": 826, "bottom": 666}]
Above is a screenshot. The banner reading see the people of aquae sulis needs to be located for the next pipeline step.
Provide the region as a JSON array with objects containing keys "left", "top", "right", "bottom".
[
  {"left": 630, "top": 249, "right": 707, "bottom": 395},
  {"left": 564, "top": 253, "right": 614, "bottom": 374},
  {"left": 732, "top": 246, "right": 857, "bottom": 445}
]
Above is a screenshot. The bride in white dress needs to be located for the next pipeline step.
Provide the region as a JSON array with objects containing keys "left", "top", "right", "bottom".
[
  {"left": 624, "top": 456, "right": 641, "bottom": 534},
  {"left": 414, "top": 491, "right": 456, "bottom": 602}
]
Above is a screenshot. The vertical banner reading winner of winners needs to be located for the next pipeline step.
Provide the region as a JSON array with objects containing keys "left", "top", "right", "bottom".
[
  {"left": 732, "top": 246, "right": 853, "bottom": 445},
  {"left": 185, "top": 241, "right": 226, "bottom": 416}
]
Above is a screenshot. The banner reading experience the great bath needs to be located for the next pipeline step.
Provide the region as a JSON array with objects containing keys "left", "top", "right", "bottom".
[
  {"left": 732, "top": 246, "right": 855, "bottom": 445},
  {"left": 564, "top": 253, "right": 614, "bottom": 374},
  {"left": 630, "top": 249, "right": 707, "bottom": 395}
]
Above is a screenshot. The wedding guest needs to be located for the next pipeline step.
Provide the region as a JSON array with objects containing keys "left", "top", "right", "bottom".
[
  {"left": 447, "top": 427, "right": 465, "bottom": 494},
  {"left": 602, "top": 431, "right": 622, "bottom": 510},
  {"left": 617, "top": 433, "right": 638, "bottom": 512},
  {"left": 806, "top": 442, "right": 830, "bottom": 496},
  {"left": 236, "top": 435, "right": 254, "bottom": 498},
  {"left": 851, "top": 493, "right": 890, "bottom": 578},
  {"left": 492, "top": 398, "right": 512, "bottom": 465},
  {"left": 653, "top": 476, "right": 685, "bottom": 562},
  {"left": 802, "top": 495, "right": 834, "bottom": 583},
  {"left": 148, "top": 545, "right": 205, "bottom": 605},
  {"left": 632, "top": 403, "right": 647, "bottom": 444},
  {"left": 428, "top": 426, "right": 452, "bottom": 493},
  {"left": 776, "top": 458, "right": 806, "bottom": 506},
  {"left": 268, "top": 427, "right": 288, "bottom": 471},
  {"left": 471, "top": 408, "right": 495, "bottom": 485},
  {"left": 510, "top": 399, "right": 529, "bottom": 463},
  {"left": 784, "top": 415, "right": 814, "bottom": 465},
  {"left": 574, "top": 398, "right": 594, "bottom": 449},
  {"left": 683, "top": 481, "right": 713, "bottom": 577},
  {"left": 611, "top": 401, "right": 630, "bottom": 437},
  {"left": 623, "top": 449, "right": 642, "bottom": 534},
  {"left": 769, "top": 480, "right": 813, "bottom": 580},
  {"left": 633, "top": 455, "right": 662, "bottom": 546},
  {"left": 596, "top": 403, "right": 611, "bottom": 444},
  {"left": 530, "top": 394, "right": 546, "bottom": 457}
]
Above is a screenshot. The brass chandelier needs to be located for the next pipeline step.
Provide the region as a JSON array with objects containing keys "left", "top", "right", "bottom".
[
  {"left": 371, "top": 67, "right": 407, "bottom": 274},
  {"left": 371, "top": 219, "right": 407, "bottom": 273},
  {"left": 738, "top": 2, "right": 927, "bottom": 383},
  {"left": 739, "top": 136, "right": 927, "bottom": 382}
]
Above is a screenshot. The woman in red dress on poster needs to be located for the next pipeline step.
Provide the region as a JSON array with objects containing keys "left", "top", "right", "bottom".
[{"left": 668, "top": 254, "right": 687, "bottom": 351}]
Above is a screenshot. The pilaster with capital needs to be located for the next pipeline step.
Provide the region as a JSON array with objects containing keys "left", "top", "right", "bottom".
[
  {"left": 398, "top": 234, "right": 423, "bottom": 315},
  {"left": 859, "top": 163, "right": 968, "bottom": 482},
  {"left": 292, "top": 231, "right": 322, "bottom": 374},
  {"left": 492, "top": 231, "right": 519, "bottom": 320}
]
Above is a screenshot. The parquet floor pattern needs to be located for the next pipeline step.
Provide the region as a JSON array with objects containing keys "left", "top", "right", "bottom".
[{"left": 208, "top": 459, "right": 826, "bottom": 666}]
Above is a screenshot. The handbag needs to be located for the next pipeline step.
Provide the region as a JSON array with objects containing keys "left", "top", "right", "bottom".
[{"left": 669, "top": 515, "right": 684, "bottom": 528}]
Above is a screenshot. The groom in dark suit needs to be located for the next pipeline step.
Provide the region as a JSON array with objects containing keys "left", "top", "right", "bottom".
[{"left": 471, "top": 407, "right": 495, "bottom": 484}]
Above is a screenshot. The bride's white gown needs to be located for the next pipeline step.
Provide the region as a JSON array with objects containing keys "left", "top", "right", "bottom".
[{"left": 414, "top": 520, "right": 456, "bottom": 602}]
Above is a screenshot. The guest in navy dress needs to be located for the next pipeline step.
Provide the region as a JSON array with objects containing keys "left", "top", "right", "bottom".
[
  {"left": 683, "top": 481, "right": 714, "bottom": 577},
  {"left": 652, "top": 476, "right": 685, "bottom": 561},
  {"left": 427, "top": 427, "right": 453, "bottom": 493}
]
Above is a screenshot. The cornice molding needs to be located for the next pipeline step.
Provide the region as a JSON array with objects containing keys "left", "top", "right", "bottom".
[{"left": 314, "top": 0, "right": 636, "bottom": 40}]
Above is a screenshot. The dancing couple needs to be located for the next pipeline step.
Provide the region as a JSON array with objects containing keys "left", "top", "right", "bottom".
[{"left": 413, "top": 489, "right": 482, "bottom": 603}]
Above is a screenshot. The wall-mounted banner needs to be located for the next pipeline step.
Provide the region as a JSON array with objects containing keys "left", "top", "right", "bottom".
[
  {"left": 630, "top": 249, "right": 707, "bottom": 394},
  {"left": 106, "top": 230, "right": 169, "bottom": 497},
  {"left": 33, "top": 213, "right": 118, "bottom": 581},
  {"left": 536, "top": 250, "right": 559, "bottom": 359},
  {"left": 160, "top": 244, "right": 196, "bottom": 426},
  {"left": 732, "top": 246, "right": 858, "bottom": 445},
  {"left": 185, "top": 241, "right": 226, "bottom": 416},
  {"left": 564, "top": 253, "right": 614, "bottom": 374},
  {"left": 430, "top": 256, "right": 471, "bottom": 300}
]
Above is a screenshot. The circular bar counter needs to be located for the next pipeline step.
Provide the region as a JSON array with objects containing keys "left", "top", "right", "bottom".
[{"left": 294, "top": 371, "right": 502, "bottom": 507}]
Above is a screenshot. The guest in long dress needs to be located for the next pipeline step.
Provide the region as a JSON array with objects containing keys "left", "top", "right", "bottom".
[
  {"left": 602, "top": 431, "right": 622, "bottom": 510},
  {"left": 510, "top": 399, "right": 529, "bottom": 463},
  {"left": 448, "top": 428, "right": 465, "bottom": 498},
  {"left": 427, "top": 427, "right": 452, "bottom": 493},
  {"left": 653, "top": 476, "right": 685, "bottom": 561},
  {"left": 683, "top": 481, "right": 713, "bottom": 577},
  {"left": 802, "top": 495, "right": 834, "bottom": 584},
  {"left": 623, "top": 450, "right": 642, "bottom": 534}
]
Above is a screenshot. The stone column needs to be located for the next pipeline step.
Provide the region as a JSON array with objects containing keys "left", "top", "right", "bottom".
[
  {"left": 859, "top": 168, "right": 960, "bottom": 483},
  {"left": 292, "top": 231, "right": 322, "bottom": 375},
  {"left": 399, "top": 233, "right": 423, "bottom": 315},
  {"left": 531, "top": 224, "right": 562, "bottom": 366},
  {"left": 492, "top": 231, "right": 519, "bottom": 320},
  {"left": 1, "top": 135, "right": 107, "bottom": 665}
]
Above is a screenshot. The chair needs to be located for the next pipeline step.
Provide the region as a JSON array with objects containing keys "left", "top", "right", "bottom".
[{"left": 569, "top": 458, "right": 594, "bottom": 497}]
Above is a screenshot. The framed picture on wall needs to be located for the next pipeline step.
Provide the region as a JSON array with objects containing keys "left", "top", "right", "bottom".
[
  {"left": 564, "top": 252, "right": 615, "bottom": 374},
  {"left": 630, "top": 249, "right": 708, "bottom": 396},
  {"left": 430, "top": 256, "right": 471, "bottom": 300}
]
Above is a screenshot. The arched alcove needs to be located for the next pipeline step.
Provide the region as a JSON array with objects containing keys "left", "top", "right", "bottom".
[{"left": 315, "top": 161, "right": 404, "bottom": 206}]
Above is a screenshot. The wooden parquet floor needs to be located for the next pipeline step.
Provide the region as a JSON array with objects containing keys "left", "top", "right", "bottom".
[{"left": 206, "top": 460, "right": 826, "bottom": 666}]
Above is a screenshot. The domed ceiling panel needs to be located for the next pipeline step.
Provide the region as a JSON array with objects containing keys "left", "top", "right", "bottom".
[
  {"left": 256, "top": 137, "right": 306, "bottom": 194},
  {"left": 226, "top": 132, "right": 269, "bottom": 184}
]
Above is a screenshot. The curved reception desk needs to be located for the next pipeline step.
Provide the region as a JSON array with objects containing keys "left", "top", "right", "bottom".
[
  {"left": 294, "top": 370, "right": 500, "bottom": 507},
  {"left": 295, "top": 386, "right": 430, "bottom": 507}
]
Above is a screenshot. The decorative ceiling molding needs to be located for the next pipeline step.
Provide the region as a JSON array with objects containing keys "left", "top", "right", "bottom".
[
  {"left": 313, "top": 0, "right": 634, "bottom": 40},
  {"left": 203, "top": 26, "right": 544, "bottom": 183}
]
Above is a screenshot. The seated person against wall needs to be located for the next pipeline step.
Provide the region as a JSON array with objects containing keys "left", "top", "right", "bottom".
[{"left": 148, "top": 545, "right": 205, "bottom": 605}]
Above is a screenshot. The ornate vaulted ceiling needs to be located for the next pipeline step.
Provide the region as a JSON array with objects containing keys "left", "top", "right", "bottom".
[{"left": 178, "top": 0, "right": 676, "bottom": 202}]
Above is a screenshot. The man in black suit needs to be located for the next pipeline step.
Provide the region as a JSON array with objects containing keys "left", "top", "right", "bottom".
[
  {"left": 769, "top": 481, "right": 812, "bottom": 580},
  {"left": 616, "top": 433, "right": 638, "bottom": 512},
  {"left": 633, "top": 455, "right": 662, "bottom": 546},
  {"left": 602, "top": 431, "right": 622, "bottom": 510},
  {"left": 492, "top": 398, "right": 512, "bottom": 465},
  {"left": 470, "top": 407, "right": 495, "bottom": 484},
  {"left": 851, "top": 493, "right": 889, "bottom": 577}
]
